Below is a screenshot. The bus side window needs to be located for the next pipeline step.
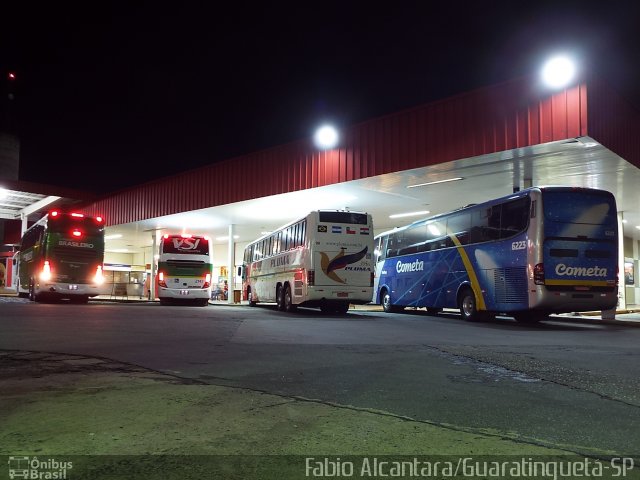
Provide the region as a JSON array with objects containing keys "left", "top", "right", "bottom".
[
  {"left": 470, "top": 207, "right": 500, "bottom": 244},
  {"left": 446, "top": 213, "right": 471, "bottom": 246},
  {"left": 500, "top": 197, "right": 530, "bottom": 238}
]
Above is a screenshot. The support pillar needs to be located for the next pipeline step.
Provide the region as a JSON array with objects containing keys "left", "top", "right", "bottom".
[
  {"left": 227, "top": 224, "right": 235, "bottom": 304},
  {"left": 150, "top": 232, "right": 158, "bottom": 301},
  {"left": 20, "top": 213, "right": 28, "bottom": 236}
]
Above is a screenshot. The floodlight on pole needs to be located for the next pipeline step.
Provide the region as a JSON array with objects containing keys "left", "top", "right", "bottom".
[
  {"left": 314, "top": 125, "right": 339, "bottom": 149},
  {"left": 541, "top": 55, "right": 576, "bottom": 89}
]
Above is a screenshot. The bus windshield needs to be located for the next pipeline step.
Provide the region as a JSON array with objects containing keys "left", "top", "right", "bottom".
[{"left": 48, "top": 216, "right": 104, "bottom": 237}]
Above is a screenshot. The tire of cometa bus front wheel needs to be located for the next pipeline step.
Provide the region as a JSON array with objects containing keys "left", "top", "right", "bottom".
[{"left": 458, "top": 287, "right": 483, "bottom": 322}]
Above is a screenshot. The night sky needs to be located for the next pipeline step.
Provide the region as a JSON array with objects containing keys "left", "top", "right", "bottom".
[{"left": 2, "top": 2, "right": 640, "bottom": 194}]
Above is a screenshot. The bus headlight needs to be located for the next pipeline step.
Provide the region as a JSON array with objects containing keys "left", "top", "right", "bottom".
[
  {"left": 94, "top": 265, "right": 105, "bottom": 285},
  {"left": 40, "top": 261, "right": 52, "bottom": 282}
]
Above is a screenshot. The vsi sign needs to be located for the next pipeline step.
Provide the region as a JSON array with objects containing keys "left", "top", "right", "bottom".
[{"left": 173, "top": 238, "right": 201, "bottom": 251}]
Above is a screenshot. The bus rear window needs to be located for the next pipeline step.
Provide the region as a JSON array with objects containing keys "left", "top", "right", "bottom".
[
  {"left": 318, "top": 212, "right": 369, "bottom": 225},
  {"left": 162, "top": 237, "right": 209, "bottom": 255},
  {"left": 543, "top": 191, "right": 616, "bottom": 225}
]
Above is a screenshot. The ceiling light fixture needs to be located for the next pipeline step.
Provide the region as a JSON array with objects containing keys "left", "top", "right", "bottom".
[
  {"left": 389, "top": 210, "right": 430, "bottom": 219},
  {"left": 406, "top": 177, "right": 463, "bottom": 188}
]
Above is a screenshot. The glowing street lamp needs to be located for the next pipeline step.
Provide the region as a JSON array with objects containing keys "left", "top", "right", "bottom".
[
  {"left": 314, "top": 125, "right": 339, "bottom": 149},
  {"left": 541, "top": 55, "right": 577, "bottom": 89}
]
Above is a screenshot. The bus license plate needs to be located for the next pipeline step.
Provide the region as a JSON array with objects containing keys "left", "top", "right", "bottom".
[
  {"left": 180, "top": 290, "right": 189, "bottom": 295},
  {"left": 337, "top": 292, "right": 348, "bottom": 298}
]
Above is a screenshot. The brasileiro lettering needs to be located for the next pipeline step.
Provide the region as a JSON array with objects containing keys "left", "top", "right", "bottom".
[
  {"left": 555, "top": 263, "right": 608, "bottom": 277},
  {"left": 59, "top": 240, "right": 94, "bottom": 248},
  {"left": 396, "top": 259, "right": 424, "bottom": 273}
]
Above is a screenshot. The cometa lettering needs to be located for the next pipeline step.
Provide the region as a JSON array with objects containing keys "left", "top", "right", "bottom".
[
  {"left": 555, "top": 264, "right": 608, "bottom": 277},
  {"left": 396, "top": 259, "right": 424, "bottom": 273}
]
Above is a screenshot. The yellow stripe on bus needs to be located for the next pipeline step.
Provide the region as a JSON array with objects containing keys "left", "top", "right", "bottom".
[
  {"left": 545, "top": 279, "right": 610, "bottom": 286},
  {"left": 449, "top": 234, "right": 487, "bottom": 311}
]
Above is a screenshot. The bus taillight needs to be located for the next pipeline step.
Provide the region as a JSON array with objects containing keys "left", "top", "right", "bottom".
[
  {"left": 96, "top": 216, "right": 103, "bottom": 223},
  {"left": 50, "top": 211, "right": 59, "bottom": 217},
  {"left": 71, "top": 213, "right": 84, "bottom": 218},
  {"left": 72, "top": 229, "right": 82, "bottom": 237},
  {"left": 40, "top": 261, "right": 52, "bottom": 281},
  {"left": 158, "top": 271, "right": 167, "bottom": 288},
  {"left": 307, "top": 270, "right": 315, "bottom": 286},
  {"left": 534, "top": 263, "right": 545, "bottom": 285},
  {"left": 203, "top": 273, "right": 211, "bottom": 288},
  {"left": 94, "top": 265, "right": 105, "bottom": 285}
]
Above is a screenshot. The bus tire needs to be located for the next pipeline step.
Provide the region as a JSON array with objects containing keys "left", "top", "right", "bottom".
[
  {"left": 159, "top": 298, "right": 170, "bottom": 306},
  {"left": 336, "top": 302, "right": 350, "bottom": 314},
  {"left": 276, "top": 285, "right": 285, "bottom": 311},
  {"left": 283, "top": 284, "right": 297, "bottom": 312},
  {"left": 247, "top": 287, "right": 257, "bottom": 307},
  {"left": 198, "top": 298, "right": 209, "bottom": 307},
  {"left": 458, "top": 287, "right": 483, "bottom": 322},
  {"left": 28, "top": 278, "right": 39, "bottom": 302},
  {"left": 381, "top": 288, "right": 402, "bottom": 313}
]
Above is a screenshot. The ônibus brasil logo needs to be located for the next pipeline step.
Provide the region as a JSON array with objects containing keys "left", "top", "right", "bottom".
[
  {"left": 8, "top": 456, "right": 73, "bottom": 479},
  {"left": 172, "top": 238, "right": 201, "bottom": 251}
]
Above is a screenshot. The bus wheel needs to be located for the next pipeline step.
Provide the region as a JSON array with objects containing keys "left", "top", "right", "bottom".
[
  {"left": 458, "top": 288, "right": 482, "bottom": 322},
  {"left": 283, "top": 284, "right": 297, "bottom": 312},
  {"left": 28, "top": 279, "right": 39, "bottom": 302},
  {"left": 381, "top": 289, "right": 399, "bottom": 313},
  {"left": 198, "top": 298, "right": 209, "bottom": 307},
  {"left": 335, "top": 302, "right": 350, "bottom": 315},
  {"left": 247, "top": 288, "right": 256, "bottom": 307},
  {"left": 276, "top": 285, "right": 285, "bottom": 311}
]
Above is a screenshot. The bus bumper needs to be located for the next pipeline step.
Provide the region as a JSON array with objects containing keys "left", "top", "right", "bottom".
[
  {"left": 303, "top": 286, "right": 373, "bottom": 306},
  {"left": 36, "top": 282, "right": 103, "bottom": 298},
  {"left": 158, "top": 287, "right": 211, "bottom": 300}
]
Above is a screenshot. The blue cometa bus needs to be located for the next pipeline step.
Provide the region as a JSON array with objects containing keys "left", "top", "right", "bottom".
[{"left": 373, "top": 186, "right": 618, "bottom": 322}]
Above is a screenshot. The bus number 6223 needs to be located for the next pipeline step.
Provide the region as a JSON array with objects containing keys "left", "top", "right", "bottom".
[{"left": 511, "top": 240, "right": 527, "bottom": 251}]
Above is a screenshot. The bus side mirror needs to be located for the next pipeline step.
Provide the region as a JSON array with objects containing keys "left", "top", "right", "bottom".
[{"left": 237, "top": 265, "right": 245, "bottom": 279}]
